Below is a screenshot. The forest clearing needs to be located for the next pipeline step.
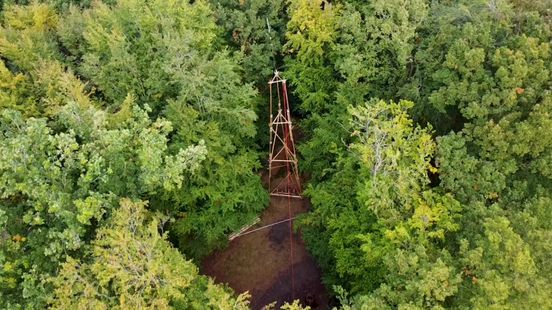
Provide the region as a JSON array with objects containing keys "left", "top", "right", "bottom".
[
  {"left": 203, "top": 195, "right": 328, "bottom": 309},
  {"left": 1, "top": 0, "right": 551, "bottom": 309}
]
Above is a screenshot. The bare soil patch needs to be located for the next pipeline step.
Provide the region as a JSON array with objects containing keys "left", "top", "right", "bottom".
[{"left": 201, "top": 196, "right": 329, "bottom": 309}]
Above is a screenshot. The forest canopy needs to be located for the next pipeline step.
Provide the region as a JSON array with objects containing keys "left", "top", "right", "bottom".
[{"left": 0, "top": 0, "right": 551, "bottom": 309}]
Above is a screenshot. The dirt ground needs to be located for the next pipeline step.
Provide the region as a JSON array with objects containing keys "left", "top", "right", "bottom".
[{"left": 201, "top": 195, "right": 329, "bottom": 309}]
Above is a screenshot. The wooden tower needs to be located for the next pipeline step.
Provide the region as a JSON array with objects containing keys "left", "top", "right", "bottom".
[{"left": 268, "top": 71, "right": 301, "bottom": 198}]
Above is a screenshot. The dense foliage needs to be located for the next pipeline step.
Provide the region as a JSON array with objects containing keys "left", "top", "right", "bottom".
[
  {"left": 285, "top": 0, "right": 552, "bottom": 308},
  {"left": 0, "top": 0, "right": 267, "bottom": 307},
  {"left": 1, "top": 0, "right": 551, "bottom": 308},
  {"left": 50, "top": 199, "right": 250, "bottom": 309}
]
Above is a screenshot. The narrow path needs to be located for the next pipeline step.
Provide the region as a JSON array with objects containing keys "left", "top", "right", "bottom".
[{"left": 201, "top": 196, "right": 328, "bottom": 309}]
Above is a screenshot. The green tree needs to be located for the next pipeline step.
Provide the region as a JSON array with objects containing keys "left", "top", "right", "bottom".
[
  {"left": 49, "top": 199, "right": 250, "bottom": 309},
  {"left": 284, "top": 0, "right": 428, "bottom": 182},
  {"left": 300, "top": 100, "right": 463, "bottom": 308},
  {"left": 285, "top": 0, "right": 338, "bottom": 115},
  {"left": 333, "top": 0, "right": 427, "bottom": 104},
  {"left": 0, "top": 0, "right": 268, "bottom": 306},
  {"left": 403, "top": 3, "right": 552, "bottom": 306},
  {"left": 328, "top": 1, "right": 552, "bottom": 307},
  {"left": 208, "top": 0, "right": 287, "bottom": 86},
  {"left": 289, "top": 0, "right": 552, "bottom": 307},
  {"left": 0, "top": 0, "right": 268, "bottom": 260},
  {"left": 0, "top": 102, "right": 207, "bottom": 307},
  {"left": 57, "top": 0, "right": 268, "bottom": 257}
]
